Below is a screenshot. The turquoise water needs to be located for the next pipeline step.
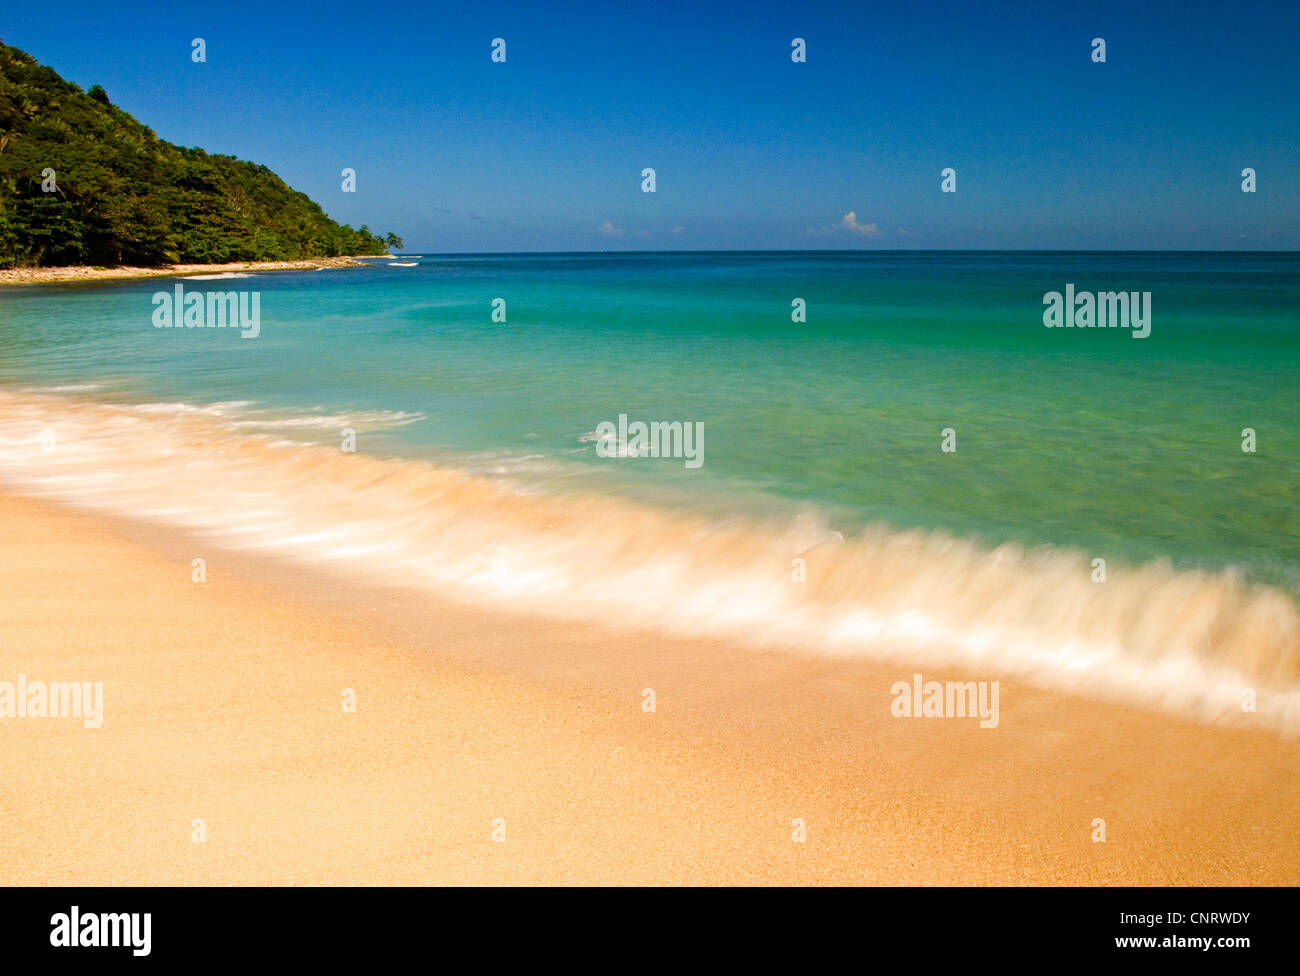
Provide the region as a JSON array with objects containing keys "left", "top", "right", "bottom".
[{"left": 1, "top": 251, "right": 1298, "bottom": 592}]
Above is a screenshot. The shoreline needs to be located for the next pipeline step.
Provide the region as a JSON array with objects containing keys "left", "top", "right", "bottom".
[
  {"left": 0, "top": 255, "right": 396, "bottom": 287},
  {"left": 1, "top": 387, "right": 1296, "bottom": 737},
  {"left": 2, "top": 486, "right": 1298, "bottom": 885}
]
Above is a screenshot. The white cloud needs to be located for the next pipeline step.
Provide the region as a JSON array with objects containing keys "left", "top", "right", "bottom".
[
  {"left": 811, "top": 211, "right": 881, "bottom": 238},
  {"left": 599, "top": 221, "right": 624, "bottom": 237},
  {"left": 837, "top": 211, "right": 879, "bottom": 236}
]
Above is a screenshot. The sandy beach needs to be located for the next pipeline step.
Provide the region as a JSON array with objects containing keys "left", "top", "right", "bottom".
[
  {"left": 1, "top": 489, "right": 1297, "bottom": 886},
  {"left": 0, "top": 256, "right": 394, "bottom": 287}
]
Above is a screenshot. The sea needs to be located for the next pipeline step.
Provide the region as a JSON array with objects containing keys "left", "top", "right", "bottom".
[{"left": 2, "top": 251, "right": 1297, "bottom": 727}]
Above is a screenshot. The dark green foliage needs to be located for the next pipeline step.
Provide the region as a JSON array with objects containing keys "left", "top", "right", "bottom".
[{"left": 0, "top": 42, "right": 396, "bottom": 268}]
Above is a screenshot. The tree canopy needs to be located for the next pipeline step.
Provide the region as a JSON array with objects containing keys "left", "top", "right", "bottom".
[{"left": 0, "top": 41, "right": 399, "bottom": 267}]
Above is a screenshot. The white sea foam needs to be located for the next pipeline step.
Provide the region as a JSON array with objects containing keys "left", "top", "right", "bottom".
[{"left": 17, "top": 383, "right": 104, "bottom": 393}]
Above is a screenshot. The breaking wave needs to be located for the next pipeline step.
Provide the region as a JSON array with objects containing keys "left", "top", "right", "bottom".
[{"left": 2, "top": 389, "right": 1298, "bottom": 733}]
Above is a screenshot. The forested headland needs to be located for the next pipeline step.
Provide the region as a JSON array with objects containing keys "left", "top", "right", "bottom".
[{"left": 0, "top": 41, "right": 400, "bottom": 268}]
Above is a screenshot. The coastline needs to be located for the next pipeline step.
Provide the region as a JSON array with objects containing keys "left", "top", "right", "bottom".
[
  {"left": 0, "top": 255, "right": 395, "bottom": 287},
  {"left": 2, "top": 487, "right": 1298, "bottom": 885}
]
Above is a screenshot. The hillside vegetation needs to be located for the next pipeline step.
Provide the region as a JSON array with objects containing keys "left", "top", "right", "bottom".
[{"left": 0, "top": 41, "right": 399, "bottom": 267}]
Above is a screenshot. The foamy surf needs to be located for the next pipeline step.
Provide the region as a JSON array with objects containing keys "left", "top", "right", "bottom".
[
  {"left": 123, "top": 400, "right": 424, "bottom": 431},
  {"left": 2, "top": 388, "right": 1298, "bottom": 733},
  {"left": 16, "top": 383, "right": 106, "bottom": 393}
]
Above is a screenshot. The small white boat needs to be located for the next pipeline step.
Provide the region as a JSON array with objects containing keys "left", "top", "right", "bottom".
[{"left": 387, "top": 262, "right": 418, "bottom": 267}]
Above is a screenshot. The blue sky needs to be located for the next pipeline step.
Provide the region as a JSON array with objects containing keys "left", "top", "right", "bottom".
[{"left": 3, "top": 0, "right": 1297, "bottom": 251}]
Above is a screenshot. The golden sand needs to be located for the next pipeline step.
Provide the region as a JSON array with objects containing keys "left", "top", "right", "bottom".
[{"left": 1, "top": 491, "right": 1296, "bottom": 885}]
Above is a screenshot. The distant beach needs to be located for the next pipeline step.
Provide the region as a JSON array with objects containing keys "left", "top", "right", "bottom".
[{"left": 0, "top": 255, "right": 393, "bottom": 287}]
